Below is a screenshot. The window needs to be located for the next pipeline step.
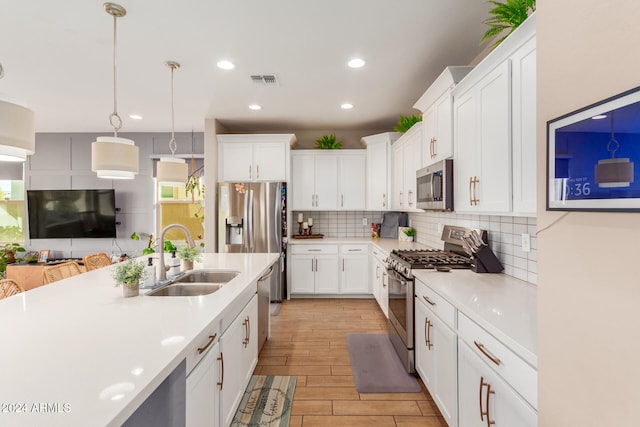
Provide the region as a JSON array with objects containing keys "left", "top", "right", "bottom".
[
  {"left": 0, "top": 179, "right": 25, "bottom": 243},
  {"left": 158, "top": 178, "right": 204, "bottom": 244}
]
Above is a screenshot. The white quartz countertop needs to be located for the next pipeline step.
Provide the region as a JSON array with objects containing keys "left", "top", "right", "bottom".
[
  {"left": 0, "top": 253, "right": 278, "bottom": 427},
  {"left": 412, "top": 269, "right": 537, "bottom": 367}
]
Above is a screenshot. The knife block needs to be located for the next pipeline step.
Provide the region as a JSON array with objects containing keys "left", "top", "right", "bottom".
[{"left": 472, "top": 246, "right": 504, "bottom": 273}]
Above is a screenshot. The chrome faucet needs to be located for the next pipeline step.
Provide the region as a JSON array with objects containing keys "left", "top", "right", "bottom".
[{"left": 158, "top": 224, "right": 196, "bottom": 281}]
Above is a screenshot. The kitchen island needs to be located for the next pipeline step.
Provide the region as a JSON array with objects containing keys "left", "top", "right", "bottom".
[{"left": 0, "top": 252, "right": 279, "bottom": 427}]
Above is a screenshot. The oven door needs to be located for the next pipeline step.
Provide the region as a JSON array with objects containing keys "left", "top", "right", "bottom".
[{"left": 387, "top": 268, "right": 415, "bottom": 372}]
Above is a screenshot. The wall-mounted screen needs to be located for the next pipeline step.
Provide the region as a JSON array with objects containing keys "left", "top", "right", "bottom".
[
  {"left": 27, "top": 189, "right": 117, "bottom": 239},
  {"left": 547, "top": 86, "right": 640, "bottom": 211}
]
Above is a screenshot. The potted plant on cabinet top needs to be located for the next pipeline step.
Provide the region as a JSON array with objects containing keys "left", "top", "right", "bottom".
[
  {"left": 393, "top": 114, "right": 422, "bottom": 133},
  {"left": 177, "top": 246, "right": 202, "bottom": 271},
  {"left": 112, "top": 259, "right": 147, "bottom": 298},
  {"left": 315, "top": 134, "right": 343, "bottom": 149},
  {"left": 482, "top": 0, "right": 536, "bottom": 49}
]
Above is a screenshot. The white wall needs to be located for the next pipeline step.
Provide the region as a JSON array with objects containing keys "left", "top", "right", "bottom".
[{"left": 537, "top": 2, "right": 640, "bottom": 425}]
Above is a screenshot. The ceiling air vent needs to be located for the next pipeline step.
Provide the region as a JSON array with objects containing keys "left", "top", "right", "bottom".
[{"left": 250, "top": 74, "right": 279, "bottom": 86}]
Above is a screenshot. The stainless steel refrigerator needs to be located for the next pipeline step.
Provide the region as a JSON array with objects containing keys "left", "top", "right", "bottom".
[{"left": 217, "top": 182, "right": 286, "bottom": 302}]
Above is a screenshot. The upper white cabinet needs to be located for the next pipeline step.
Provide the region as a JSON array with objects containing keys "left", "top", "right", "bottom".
[
  {"left": 454, "top": 61, "right": 512, "bottom": 213},
  {"left": 363, "top": 132, "right": 399, "bottom": 211},
  {"left": 391, "top": 123, "right": 422, "bottom": 211},
  {"left": 452, "top": 13, "right": 536, "bottom": 215},
  {"left": 511, "top": 36, "right": 537, "bottom": 215},
  {"left": 291, "top": 150, "right": 366, "bottom": 210},
  {"left": 218, "top": 134, "right": 295, "bottom": 182},
  {"left": 414, "top": 66, "right": 472, "bottom": 166}
]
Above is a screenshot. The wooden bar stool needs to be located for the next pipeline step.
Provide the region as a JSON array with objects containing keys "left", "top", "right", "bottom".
[
  {"left": 43, "top": 261, "right": 82, "bottom": 284},
  {"left": 0, "top": 279, "right": 25, "bottom": 299}
]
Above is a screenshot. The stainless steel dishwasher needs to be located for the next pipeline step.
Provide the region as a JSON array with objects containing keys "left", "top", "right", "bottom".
[{"left": 257, "top": 265, "right": 274, "bottom": 353}]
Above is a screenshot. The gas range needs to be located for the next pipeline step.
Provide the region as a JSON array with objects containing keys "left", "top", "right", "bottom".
[{"left": 387, "top": 249, "right": 472, "bottom": 277}]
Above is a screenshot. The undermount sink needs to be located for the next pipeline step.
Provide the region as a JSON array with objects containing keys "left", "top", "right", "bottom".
[
  {"left": 146, "top": 270, "right": 240, "bottom": 297},
  {"left": 173, "top": 270, "right": 239, "bottom": 284}
]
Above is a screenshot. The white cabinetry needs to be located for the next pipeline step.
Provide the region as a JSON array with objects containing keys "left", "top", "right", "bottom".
[
  {"left": 511, "top": 36, "right": 537, "bottom": 215},
  {"left": 219, "top": 295, "right": 258, "bottom": 427},
  {"left": 290, "top": 245, "right": 339, "bottom": 294},
  {"left": 186, "top": 340, "right": 220, "bottom": 427},
  {"left": 452, "top": 14, "right": 536, "bottom": 215},
  {"left": 218, "top": 134, "right": 294, "bottom": 182},
  {"left": 458, "top": 341, "right": 536, "bottom": 427},
  {"left": 391, "top": 123, "right": 422, "bottom": 211},
  {"left": 414, "top": 66, "right": 472, "bottom": 166},
  {"left": 371, "top": 248, "right": 389, "bottom": 317},
  {"left": 414, "top": 281, "right": 457, "bottom": 427},
  {"left": 338, "top": 155, "right": 366, "bottom": 210},
  {"left": 340, "top": 244, "right": 369, "bottom": 294},
  {"left": 453, "top": 61, "right": 511, "bottom": 213},
  {"left": 363, "top": 132, "right": 399, "bottom": 210},
  {"left": 291, "top": 151, "right": 366, "bottom": 210}
]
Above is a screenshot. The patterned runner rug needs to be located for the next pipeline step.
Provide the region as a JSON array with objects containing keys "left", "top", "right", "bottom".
[{"left": 231, "top": 375, "right": 296, "bottom": 427}]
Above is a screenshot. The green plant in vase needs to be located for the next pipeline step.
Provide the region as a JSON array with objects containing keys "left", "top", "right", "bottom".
[
  {"left": 0, "top": 243, "right": 25, "bottom": 278},
  {"left": 393, "top": 114, "right": 422, "bottom": 133},
  {"left": 315, "top": 134, "right": 343, "bottom": 149},
  {"left": 482, "top": 0, "right": 536, "bottom": 49},
  {"left": 177, "top": 246, "right": 202, "bottom": 271},
  {"left": 403, "top": 227, "right": 416, "bottom": 242}
]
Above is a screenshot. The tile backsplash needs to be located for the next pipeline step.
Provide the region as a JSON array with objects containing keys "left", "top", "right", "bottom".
[{"left": 292, "top": 210, "right": 537, "bottom": 285}]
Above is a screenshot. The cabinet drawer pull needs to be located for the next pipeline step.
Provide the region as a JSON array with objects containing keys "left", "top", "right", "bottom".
[
  {"left": 256, "top": 164, "right": 259, "bottom": 179},
  {"left": 242, "top": 317, "right": 249, "bottom": 347},
  {"left": 422, "top": 295, "right": 436, "bottom": 306},
  {"left": 249, "top": 165, "right": 252, "bottom": 180},
  {"left": 341, "top": 194, "right": 344, "bottom": 207},
  {"left": 425, "top": 319, "right": 433, "bottom": 350},
  {"left": 308, "top": 249, "right": 322, "bottom": 252},
  {"left": 217, "top": 352, "right": 224, "bottom": 390},
  {"left": 469, "top": 177, "right": 473, "bottom": 206},
  {"left": 197, "top": 333, "right": 217, "bottom": 354},
  {"left": 347, "top": 249, "right": 362, "bottom": 252},
  {"left": 479, "top": 376, "right": 495, "bottom": 426},
  {"left": 474, "top": 341, "right": 502, "bottom": 366},
  {"left": 342, "top": 258, "right": 345, "bottom": 271}
]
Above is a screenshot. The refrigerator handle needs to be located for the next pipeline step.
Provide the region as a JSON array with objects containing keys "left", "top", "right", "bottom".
[
  {"left": 248, "top": 188, "right": 255, "bottom": 252},
  {"left": 243, "top": 187, "right": 250, "bottom": 252}
]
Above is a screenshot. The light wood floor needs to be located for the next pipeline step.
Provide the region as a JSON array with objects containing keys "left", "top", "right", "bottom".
[{"left": 255, "top": 299, "right": 447, "bottom": 427}]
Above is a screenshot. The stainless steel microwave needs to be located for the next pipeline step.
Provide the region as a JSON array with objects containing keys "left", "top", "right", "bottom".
[{"left": 416, "top": 159, "right": 453, "bottom": 211}]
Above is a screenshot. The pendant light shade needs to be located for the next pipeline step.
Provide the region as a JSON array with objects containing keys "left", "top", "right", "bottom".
[
  {"left": 91, "top": 2, "right": 139, "bottom": 180},
  {"left": 92, "top": 136, "right": 139, "bottom": 179},
  {"left": 156, "top": 61, "right": 188, "bottom": 186},
  {"left": 157, "top": 157, "right": 188, "bottom": 186},
  {"left": 0, "top": 100, "right": 35, "bottom": 162}
]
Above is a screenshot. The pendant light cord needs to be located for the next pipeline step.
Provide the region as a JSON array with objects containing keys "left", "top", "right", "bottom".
[
  {"left": 109, "top": 10, "right": 122, "bottom": 136},
  {"left": 607, "top": 111, "right": 619, "bottom": 158},
  {"left": 169, "top": 64, "right": 177, "bottom": 156}
]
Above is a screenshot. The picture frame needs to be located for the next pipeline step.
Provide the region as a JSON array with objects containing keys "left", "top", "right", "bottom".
[
  {"left": 38, "top": 250, "right": 50, "bottom": 263},
  {"left": 547, "top": 85, "right": 640, "bottom": 211}
]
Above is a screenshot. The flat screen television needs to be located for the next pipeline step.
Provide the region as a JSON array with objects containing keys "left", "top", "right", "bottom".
[{"left": 27, "top": 189, "right": 117, "bottom": 239}]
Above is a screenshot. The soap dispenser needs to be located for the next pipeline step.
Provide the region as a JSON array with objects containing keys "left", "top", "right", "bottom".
[
  {"left": 143, "top": 257, "right": 156, "bottom": 287},
  {"left": 167, "top": 251, "right": 180, "bottom": 277}
]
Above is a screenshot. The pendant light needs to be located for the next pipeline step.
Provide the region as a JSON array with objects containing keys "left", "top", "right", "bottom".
[
  {"left": 156, "top": 61, "right": 188, "bottom": 186},
  {"left": 0, "top": 62, "right": 35, "bottom": 162},
  {"left": 594, "top": 111, "right": 634, "bottom": 188},
  {"left": 91, "top": 2, "right": 139, "bottom": 180}
]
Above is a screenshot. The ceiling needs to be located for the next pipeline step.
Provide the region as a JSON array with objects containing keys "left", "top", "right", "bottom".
[{"left": 0, "top": 0, "right": 492, "bottom": 134}]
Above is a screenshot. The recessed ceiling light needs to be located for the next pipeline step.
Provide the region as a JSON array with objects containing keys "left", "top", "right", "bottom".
[
  {"left": 217, "top": 60, "right": 235, "bottom": 70},
  {"left": 341, "top": 103, "right": 353, "bottom": 110},
  {"left": 591, "top": 114, "right": 607, "bottom": 120},
  {"left": 249, "top": 104, "right": 262, "bottom": 110},
  {"left": 129, "top": 114, "right": 143, "bottom": 120},
  {"left": 348, "top": 58, "right": 365, "bottom": 68}
]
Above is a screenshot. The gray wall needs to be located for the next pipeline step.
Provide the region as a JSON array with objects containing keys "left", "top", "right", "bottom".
[{"left": 25, "top": 132, "right": 203, "bottom": 258}]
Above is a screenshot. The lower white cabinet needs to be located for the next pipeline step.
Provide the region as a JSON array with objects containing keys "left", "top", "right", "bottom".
[
  {"left": 186, "top": 340, "right": 220, "bottom": 427},
  {"left": 290, "top": 245, "right": 339, "bottom": 294},
  {"left": 458, "top": 340, "right": 536, "bottom": 427},
  {"left": 340, "top": 245, "right": 369, "bottom": 294},
  {"left": 371, "top": 249, "right": 388, "bottom": 317},
  {"left": 415, "top": 294, "right": 457, "bottom": 426},
  {"left": 219, "top": 295, "right": 258, "bottom": 427}
]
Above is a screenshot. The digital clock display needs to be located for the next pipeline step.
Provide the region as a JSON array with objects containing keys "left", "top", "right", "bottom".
[{"left": 548, "top": 86, "right": 640, "bottom": 211}]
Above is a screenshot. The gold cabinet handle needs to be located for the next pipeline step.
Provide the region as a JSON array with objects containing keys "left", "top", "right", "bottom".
[
  {"left": 249, "top": 165, "right": 252, "bottom": 180},
  {"left": 426, "top": 319, "right": 433, "bottom": 350},
  {"left": 474, "top": 341, "right": 502, "bottom": 366},
  {"left": 424, "top": 317, "right": 429, "bottom": 348},
  {"left": 382, "top": 193, "right": 386, "bottom": 208},
  {"left": 399, "top": 191, "right": 403, "bottom": 206},
  {"left": 382, "top": 272, "right": 387, "bottom": 287},
  {"left": 469, "top": 177, "right": 473, "bottom": 206},
  {"left": 247, "top": 316, "right": 251, "bottom": 345},
  {"left": 341, "top": 194, "right": 344, "bottom": 207},
  {"left": 432, "top": 137, "right": 437, "bottom": 158},
  {"left": 197, "top": 333, "right": 217, "bottom": 354},
  {"left": 256, "top": 164, "right": 259, "bottom": 179},
  {"left": 342, "top": 258, "right": 345, "bottom": 272},
  {"left": 408, "top": 190, "right": 413, "bottom": 206},
  {"left": 479, "top": 376, "right": 496, "bottom": 426},
  {"left": 217, "top": 352, "right": 224, "bottom": 390},
  {"left": 423, "top": 295, "right": 436, "bottom": 306},
  {"left": 242, "top": 317, "right": 249, "bottom": 347},
  {"left": 375, "top": 265, "right": 379, "bottom": 280}
]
